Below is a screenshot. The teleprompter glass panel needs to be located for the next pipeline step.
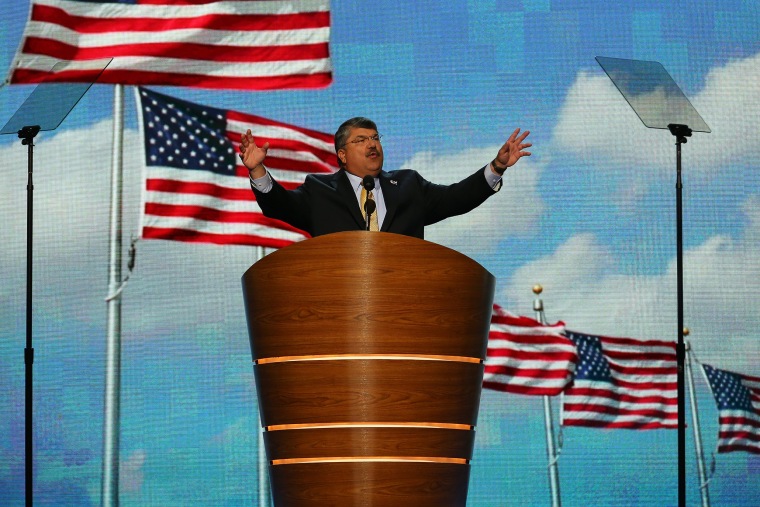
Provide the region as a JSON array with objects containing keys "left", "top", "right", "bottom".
[
  {"left": 596, "top": 56, "right": 710, "bottom": 133},
  {"left": 1, "top": 59, "right": 112, "bottom": 135}
]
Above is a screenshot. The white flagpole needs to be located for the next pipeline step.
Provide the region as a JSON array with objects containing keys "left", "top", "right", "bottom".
[
  {"left": 255, "top": 246, "right": 272, "bottom": 507},
  {"left": 532, "top": 285, "right": 562, "bottom": 507},
  {"left": 258, "top": 430, "right": 270, "bottom": 507},
  {"left": 685, "top": 338, "right": 711, "bottom": 507},
  {"left": 101, "top": 83, "right": 125, "bottom": 507}
]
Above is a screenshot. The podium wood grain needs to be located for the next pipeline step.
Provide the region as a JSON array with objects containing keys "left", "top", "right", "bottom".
[{"left": 269, "top": 462, "right": 470, "bottom": 507}]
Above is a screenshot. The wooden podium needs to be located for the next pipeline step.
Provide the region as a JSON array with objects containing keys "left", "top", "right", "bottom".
[{"left": 241, "top": 231, "right": 495, "bottom": 506}]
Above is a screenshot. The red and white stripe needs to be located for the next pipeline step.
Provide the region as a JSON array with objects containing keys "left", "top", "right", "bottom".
[
  {"left": 483, "top": 305, "right": 577, "bottom": 397},
  {"left": 226, "top": 111, "right": 336, "bottom": 180},
  {"left": 141, "top": 165, "right": 314, "bottom": 248},
  {"left": 717, "top": 409, "right": 760, "bottom": 454},
  {"left": 8, "top": 0, "right": 332, "bottom": 90}
]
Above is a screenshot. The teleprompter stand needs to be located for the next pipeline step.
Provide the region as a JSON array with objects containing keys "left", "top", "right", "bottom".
[
  {"left": 1, "top": 59, "right": 111, "bottom": 507},
  {"left": 595, "top": 56, "right": 711, "bottom": 507}
]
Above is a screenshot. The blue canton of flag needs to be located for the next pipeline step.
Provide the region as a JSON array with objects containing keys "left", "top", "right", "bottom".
[
  {"left": 702, "top": 364, "right": 760, "bottom": 454},
  {"left": 562, "top": 331, "right": 678, "bottom": 429},
  {"left": 142, "top": 91, "right": 236, "bottom": 176},
  {"left": 572, "top": 334, "right": 612, "bottom": 381}
]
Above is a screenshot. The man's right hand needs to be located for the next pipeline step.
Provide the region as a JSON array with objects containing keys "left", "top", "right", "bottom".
[{"left": 239, "top": 129, "right": 270, "bottom": 179}]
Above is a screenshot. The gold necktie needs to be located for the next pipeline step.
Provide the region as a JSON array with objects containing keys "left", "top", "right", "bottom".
[{"left": 360, "top": 187, "right": 379, "bottom": 231}]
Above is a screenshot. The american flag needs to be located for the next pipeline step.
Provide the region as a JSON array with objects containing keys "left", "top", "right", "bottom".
[
  {"left": 7, "top": 0, "right": 332, "bottom": 90},
  {"left": 561, "top": 332, "right": 678, "bottom": 429},
  {"left": 702, "top": 364, "right": 760, "bottom": 454},
  {"left": 137, "top": 86, "right": 337, "bottom": 248},
  {"left": 482, "top": 305, "right": 577, "bottom": 396}
]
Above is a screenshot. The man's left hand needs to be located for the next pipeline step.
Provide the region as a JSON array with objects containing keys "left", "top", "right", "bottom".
[{"left": 492, "top": 128, "right": 532, "bottom": 174}]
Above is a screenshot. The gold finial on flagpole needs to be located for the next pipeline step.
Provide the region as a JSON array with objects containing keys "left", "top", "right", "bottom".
[{"left": 532, "top": 285, "right": 544, "bottom": 314}]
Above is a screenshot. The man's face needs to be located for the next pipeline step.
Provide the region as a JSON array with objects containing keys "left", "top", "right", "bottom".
[{"left": 337, "top": 127, "right": 383, "bottom": 178}]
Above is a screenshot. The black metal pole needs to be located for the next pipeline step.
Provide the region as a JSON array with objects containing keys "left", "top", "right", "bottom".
[
  {"left": 669, "top": 123, "right": 690, "bottom": 507},
  {"left": 676, "top": 138, "right": 686, "bottom": 507},
  {"left": 20, "top": 125, "right": 40, "bottom": 507}
]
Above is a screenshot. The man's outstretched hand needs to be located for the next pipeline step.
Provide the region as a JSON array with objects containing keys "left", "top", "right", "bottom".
[
  {"left": 239, "top": 129, "right": 269, "bottom": 179},
  {"left": 491, "top": 128, "right": 532, "bottom": 174}
]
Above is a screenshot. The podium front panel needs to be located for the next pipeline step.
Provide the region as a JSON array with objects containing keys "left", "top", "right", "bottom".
[{"left": 242, "top": 232, "right": 495, "bottom": 506}]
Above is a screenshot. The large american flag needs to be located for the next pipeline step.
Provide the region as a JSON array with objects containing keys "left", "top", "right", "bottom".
[
  {"left": 482, "top": 305, "right": 577, "bottom": 396},
  {"left": 702, "top": 364, "right": 760, "bottom": 454},
  {"left": 561, "top": 332, "right": 678, "bottom": 429},
  {"left": 137, "top": 87, "right": 337, "bottom": 248},
  {"left": 7, "top": 0, "right": 332, "bottom": 90}
]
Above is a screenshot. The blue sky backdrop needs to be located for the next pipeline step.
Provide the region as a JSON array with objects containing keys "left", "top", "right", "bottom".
[{"left": 1, "top": 1, "right": 759, "bottom": 505}]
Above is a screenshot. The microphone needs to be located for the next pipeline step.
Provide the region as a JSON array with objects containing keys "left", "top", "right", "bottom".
[
  {"left": 362, "top": 176, "right": 376, "bottom": 231},
  {"left": 364, "top": 198, "right": 376, "bottom": 217}
]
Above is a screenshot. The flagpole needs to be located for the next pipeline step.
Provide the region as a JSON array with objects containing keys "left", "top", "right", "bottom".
[
  {"left": 255, "top": 246, "right": 272, "bottom": 507},
  {"left": 101, "top": 83, "right": 125, "bottom": 507},
  {"left": 684, "top": 336, "right": 711, "bottom": 507},
  {"left": 533, "top": 285, "right": 562, "bottom": 507}
]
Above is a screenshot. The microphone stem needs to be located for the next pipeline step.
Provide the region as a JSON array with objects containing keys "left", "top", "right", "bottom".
[
  {"left": 364, "top": 199, "right": 376, "bottom": 231},
  {"left": 362, "top": 176, "right": 376, "bottom": 231}
]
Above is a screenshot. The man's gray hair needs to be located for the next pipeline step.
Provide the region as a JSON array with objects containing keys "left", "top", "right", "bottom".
[{"left": 334, "top": 117, "right": 378, "bottom": 158}]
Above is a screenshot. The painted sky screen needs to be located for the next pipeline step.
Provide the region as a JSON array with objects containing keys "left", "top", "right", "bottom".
[{"left": 1, "top": 1, "right": 758, "bottom": 505}]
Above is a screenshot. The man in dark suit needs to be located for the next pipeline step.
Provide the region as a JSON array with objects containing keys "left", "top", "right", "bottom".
[{"left": 239, "top": 117, "right": 531, "bottom": 239}]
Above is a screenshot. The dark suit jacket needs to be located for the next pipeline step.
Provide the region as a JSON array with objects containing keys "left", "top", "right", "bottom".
[{"left": 252, "top": 166, "right": 500, "bottom": 239}]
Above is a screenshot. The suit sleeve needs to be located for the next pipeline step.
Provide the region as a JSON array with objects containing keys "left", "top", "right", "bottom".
[
  {"left": 421, "top": 166, "right": 497, "bottom": 225},
  {"left": 252, "top": 176, "right": 313, "bottom": 234}
]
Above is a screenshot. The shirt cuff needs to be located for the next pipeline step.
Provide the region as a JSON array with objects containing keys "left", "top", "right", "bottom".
[
  {"left": 250, "top": 169, "right": 273, "bottom": 193},
  {"left": 483, "top": 165, "right": 502, "bottom": 190}
]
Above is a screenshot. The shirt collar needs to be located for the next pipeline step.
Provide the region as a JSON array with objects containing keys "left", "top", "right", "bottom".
[{"left": 344, "top": 170, "right": 379, "bottom": 191}]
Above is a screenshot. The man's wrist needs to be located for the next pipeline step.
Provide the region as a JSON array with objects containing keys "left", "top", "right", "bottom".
[
  {"left": 491, "top": 159, "right": 508, "bottom": 175},
  {"left": 250, "top": 167, "right": 273, "bottom": 193},
  {"left": 249, "top": 164, "right": 267, "bottom": 180}
]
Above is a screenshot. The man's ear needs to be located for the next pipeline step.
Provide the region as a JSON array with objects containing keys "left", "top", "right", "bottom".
[{"left": 337, "top": 148, "right": 346, "bottom": 165}]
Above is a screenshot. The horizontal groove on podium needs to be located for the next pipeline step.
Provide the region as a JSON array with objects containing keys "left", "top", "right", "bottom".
[
  {"left": 263, "top": 425, "right": 477, "bottom": 465},
  {"left": 271, "top": 456, "right": 468, "bottom": 465},
  {"left": 255, "top": 353, "right": 483, "bottom": 365},
  {"left": 265, "top": 422, "right": 473, "bottom": 431}
]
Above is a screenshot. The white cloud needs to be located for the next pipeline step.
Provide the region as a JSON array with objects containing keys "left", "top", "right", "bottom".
[
  {"left": 742, "top": 195, "right": 760, "bottom": 240},
  {"left": 1, "top": 120, "right": 117, "bottom": 261},
  {"left": 500, "top": 200, "right": 760, "bottom": 372},
  {"left": 553, "top": 52, "right": 760, "bottom": 175},
  {"left": 0, "top": 119, "right": 135, "bottom": 324},
  {"left": 120, "top": 449, "right": 146, "bottom": 494},
  {"left": 400, "top": 146, "right": 545, "bottom": 254}
]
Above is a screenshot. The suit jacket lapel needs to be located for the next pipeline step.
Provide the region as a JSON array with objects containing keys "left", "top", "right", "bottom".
[
  {"left": 379, "top": 171, "right": 399, "bottom": 232},
  {"left": 332, "top": 169, "right": 366, "bottom": 229}
]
